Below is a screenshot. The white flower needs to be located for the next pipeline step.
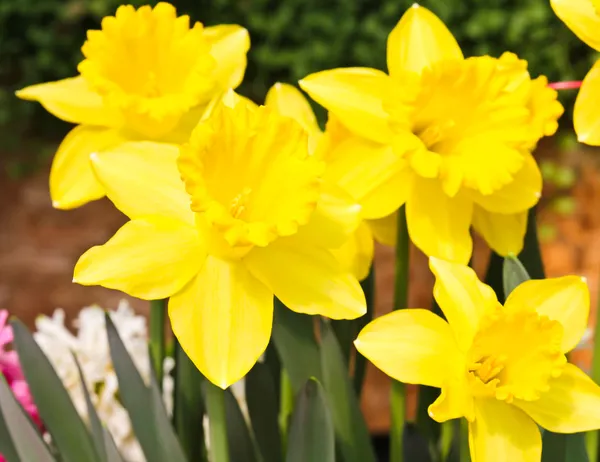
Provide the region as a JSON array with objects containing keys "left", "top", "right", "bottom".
[{"left": 34, "top": 300, "right": 173, "bottom": 462}]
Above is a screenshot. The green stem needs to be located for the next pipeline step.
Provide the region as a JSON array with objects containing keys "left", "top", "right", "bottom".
[
  {"left": 391, "top": 206, "right": 410, "bottom": 462},
  {"left": 279, "top": 369, "right": 294, "bottom": 451},
  {"left": 205, "top": 382, "right": 230, "bottom": 462},
  {"left": 459, "top": 418, "right": 470, "bottom": 462},
  {"left": 590, "top": 272, "right": 600, "bottom": 462},
  {"left": 149, "top": 299, "right": 166, "bottom": 385}
]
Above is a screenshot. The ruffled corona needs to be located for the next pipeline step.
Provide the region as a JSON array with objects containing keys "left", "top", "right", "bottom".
[
  {"left": 78, "top": 3, "right": 215, "bottom": 136},
  {"left": 178, "top": 101, "right": 323, "bottom": 250}
]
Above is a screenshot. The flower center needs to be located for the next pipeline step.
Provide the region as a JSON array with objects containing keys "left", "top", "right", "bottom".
[
  {"left": 178, "top": 100, "right": 323, "bottom": 255},
  {"left": 78, "top": 3, "right": 215, "bottom": 137},
  {"left": 467, "top": 307, "right": 566, "bottom": 402}
]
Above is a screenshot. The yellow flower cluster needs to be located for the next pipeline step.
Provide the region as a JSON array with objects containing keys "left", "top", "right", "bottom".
[{"left": 16, "top": 2, "right": 600, "bottom": 461}]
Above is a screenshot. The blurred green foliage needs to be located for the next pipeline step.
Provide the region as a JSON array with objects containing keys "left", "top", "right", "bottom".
[{"left": 0, "top": 0, "right": 597, "bottom": 170}]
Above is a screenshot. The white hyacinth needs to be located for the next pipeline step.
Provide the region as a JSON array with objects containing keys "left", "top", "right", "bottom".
[{"left": 34, "top": 300, "right": 174, "bottom": 462}]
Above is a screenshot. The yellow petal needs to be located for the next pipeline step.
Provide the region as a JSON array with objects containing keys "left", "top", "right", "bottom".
[
  {"left": 91, "top": 141, "right": 194, "bottom": 225},
  {"left": 295, "top": 183, "right": 362, "bottom": 249},
  {"left": 472, "top": 207, "right": 527, "bottom": 257},
  {"left": 429, "top": 378, "right": 474, "bottom": 423},
  {"left": 514, "top": 363, "right": 600, "bottom": 433},
  {"left": 204, "top": 25, "right": 250, "bottom": 91},
  {"left": 354, "top": 308, "right": 463, "bottom": 387},
  {"left": 469, "top": 153, "right": 542, "bottom": 214},
  {"left": 387, "top": 4, "right": 463, "bottom": 77},
  {"left": 265, "top": 83, "right": 321, "bottom": 136},
  {"left": 504, "top": 276, "right": 590, "bottom": 353},
  {"left": 169, "top": 256, "right": 272, "bottom": 388},
  {"left": 325, "top": 137, "right": 411, "bottom": 219},
  {"left": 407, "top": 178, "right": 473, "bottom": 264},
  {"left": 469, "top": 399, "right": 541, "bottom": 462},
  {"left": 299, "top": 68, "right": 394, "bottom": 143},
  {"left": 74, "top": 217, "right": 204, "bottom": 300},
  {"left": 574, "top": 61, "right": 600, "bottom": 145},
  {"left": 331, "top": 222, "right": 375, "bottom": 281},
  {"left": 429, "top": 257, "right": 498, "bottom": 351},
  {"left": 245, "top": 236, "right": 366, "bottom": 320},
  {"left": 367, "top": 212, "right": 398, "bottom": 247},
  {"left": 50, "top": 126, "right": 127, "bottom": 209},
  {"left": 551, "top": 0, "right": 600, "bottom": 52},
  {"left": 16, "top": 76, "right": 121, "bottom": 127}
]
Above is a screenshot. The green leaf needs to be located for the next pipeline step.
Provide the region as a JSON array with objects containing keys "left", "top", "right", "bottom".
[
  {"left": 541, "top": 431, "right": 589, "bottom": 462},
  {"left": 224, "top": 387, "right": 259, "bottom": 462},
  {"left": 0, "top": 375, "right": 54, "bottom": 462},
  {"left": 484, "top": 252, "right": 506, "bottom": 303},
  {"left": 149, "top": 299, "right": 167, "bottom": 386},
  {"left": 354, "top": 265, "right": 376, "bottom": 396},
  {"left": 105, "top": 314, "right": 187, "bottom": 462},
  {"left": 11, "top": 319, "right": 99, "bottom": 462},
  {"left": 320, "top": 320, "right": 376, "bottom": 462},
  {"left": 204, "top": 383, "right": 230, "bottom": 462},
  {"left": 286, "top": 379, "right": 334, "bottom": 462},
  {"left": 502, "top": 256, "right": 531, "bottom": 297},
  {"left": 73, "top": 353, "right": 110, "bottom": 462},
  {"left": 173, "top": 341, "right": 207, "bottom": 462},
  {"left": 272, "top": 299, "right": 321, "bottom": 393},
  {"left": 0, "top": 379, "right": 20, "bottom": 462},
  {"left": 246, "top": 362, "right": 283, "bottom": 462},
  {"left": 518, "top": 207, "right": 546, "bottom": 280},
  {"left": 103, "top": 428, "right": 125, "bottom": 462}
]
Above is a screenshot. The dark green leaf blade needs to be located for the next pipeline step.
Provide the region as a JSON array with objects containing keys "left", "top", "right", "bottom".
[
  {"left": 272, "top": 299, "right": 321, "bottom": 393},
  {"left": 246, "top": 362, "right": 283, "bottom": 462},
  {"left": 0, "top": 377, "right": 20, "bottom": 462},
  {"left": 286, "top": 378, "right": 334, "bottom": 462},
  {"left": 11, "top": 319, "right": 98, "bottom": 462},
  {"left": 502, "top": 256, "right": 531, "bottom": 297},
  {"left": 320, "top": 320, "right": 376, "bottom": 462},
  {"left": 541, "top": 431, "right": 589, "bottom": 462},
  {"left": 0, "top": 375, "right": 54, "bottom": 462},
  {"left": 224, "top": 387, "right": 258, "bottom": 462},
  {"left": 105, "top": 313, "right": 158, "bottom": 462},
  {"left": 354, "top": 265, "right": 376, "bottom": 395},
  {"left": 103, "top": 428, "right": 125, "bottom": 462}
]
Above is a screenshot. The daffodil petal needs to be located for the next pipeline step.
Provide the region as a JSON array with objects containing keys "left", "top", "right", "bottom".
[
  {"left": 551, "top": 0, "right": 600, "bottom": 52},
  {"left": 295, "top": 182, "right": 362, "bottom": 249},
  {"left": 50, "top": 125, "right": 127, "bottom": 209},
  {"left": 74, "top": 217, "right": 204, "bottom": 300},
  {"left": 245, "top": 237, "right": 366, "bottom": 320},
  {"left": 514, "top": 363, "right": 600, "bottom": 433},
  {"left": 429, "top": 257, "right": 498, "bottom": 351},
  {"left": 504, "top": 276, "right": 590, "bottom": 353},
  {"left": 354, "top": 308, "right": 463, "bottom": 387},
  {"left": 265, "top": 83, "right": 321, "bottom": 136},
  {"left": 331, "top": 222, "right": 374, "bottom": 281},
  {"left": 469, "top": 399, "right": 541, "bottom": 462},
  {"left": 299, "top": 68, "right": 394, "bottom": 143},
  {"left": 204, "top": 25, "right": 250, "bottom": 91},
  {"left": 429, "top": 378, "right": 474, "bottom": 423},
  {"left": 469, "top": 154, "right": 542, "bottom": 214},
  {"left": 16, "top": 76, "right": 121, "bottom": 127},
  {"left": 91, "top": 141, "right": 194, "bottom": 225},
  {"left": 574, "top": 61, "right": 600, "bottom": 145},
  {"left": 387, "top": 4, "right": 463, "bottom": 77},
  {"left": 472, "top": 207, "right": 527, "bottom": 257},
  {"left": 407, "top": 178, "right": 473, "bottom": 264},
  {"left": 325, "top": 137, "right": 410, "bottom": 219},
  {"left": 169, "top": 256, "right": 272, "bottom": 389},
  {"left": 367, "top": 212, "right": 398, "bottom": 247}
]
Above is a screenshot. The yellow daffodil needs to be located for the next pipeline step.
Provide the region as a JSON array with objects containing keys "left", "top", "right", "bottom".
[
  {"left": 72, "top": 95, "right": 366, "bottom": 388},
  {"left": 264, "top": 83, "right": 398, "bottom": 280},
  {"left": 299, "top": 4, "right": 563, "bottom": 264},
  {"left": 355, "top": 257, "right": 600, "bottom": 461},
  {"left": 16, "top": 2, "right": 249, "bottom": 210},
  {"left": 552, "top": 0, "right": 600, "bottom": 145}
]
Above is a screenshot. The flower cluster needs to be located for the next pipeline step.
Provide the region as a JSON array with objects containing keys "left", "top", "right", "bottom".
[{"left": 14, "top": 1, "right": 600, "bottom": 461}]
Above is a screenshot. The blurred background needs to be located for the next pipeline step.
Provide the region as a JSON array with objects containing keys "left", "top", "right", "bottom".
[{"left": 1, "top": 0, "right": 600, "bottom": 434}]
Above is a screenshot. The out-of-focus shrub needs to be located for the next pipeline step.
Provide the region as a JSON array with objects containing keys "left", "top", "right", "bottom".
[{"left": 1, "top": 0, "right": 596, "bottom": 159}]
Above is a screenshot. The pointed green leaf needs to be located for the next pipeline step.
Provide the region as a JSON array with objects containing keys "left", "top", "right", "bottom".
[
  {"left": 246, "top": 362, "right": 283, "bottom": 462},
  {"left": 503, "top": 256, "right": 531, "bottom": 297},
  {"left": 0, "top": 375, "right": 54, "bottom": 462},
  {"left": 0, "top": 380, "right": 20, "bottom": 462},
  {"left": 320, "top": 321, "right": 376, "bottom": 462},
  {"left": 272, "top": 299, "right": 321, "bottom": 393},
  {"left": 224, "top": 387, "right": 258, "bottom": 462},
  {"left": 103, "top": 427, "right": 125, "bottom": 462},
  {"left": 174, "top": 341, "right": 207, "bottom": 462},
  {"left": 286, "top": 379, "right": 334, "bottom": 462},
  {"left": 542, "top": 431, "right": 589, "bottom": 462},
  {"left": 11, "top": 319, "right": 99, "bottom": 462}
]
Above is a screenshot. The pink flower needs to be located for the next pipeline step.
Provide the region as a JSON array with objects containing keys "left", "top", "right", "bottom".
[{"left": 0, "top": 310, "right": 41, "bottom": 428}]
